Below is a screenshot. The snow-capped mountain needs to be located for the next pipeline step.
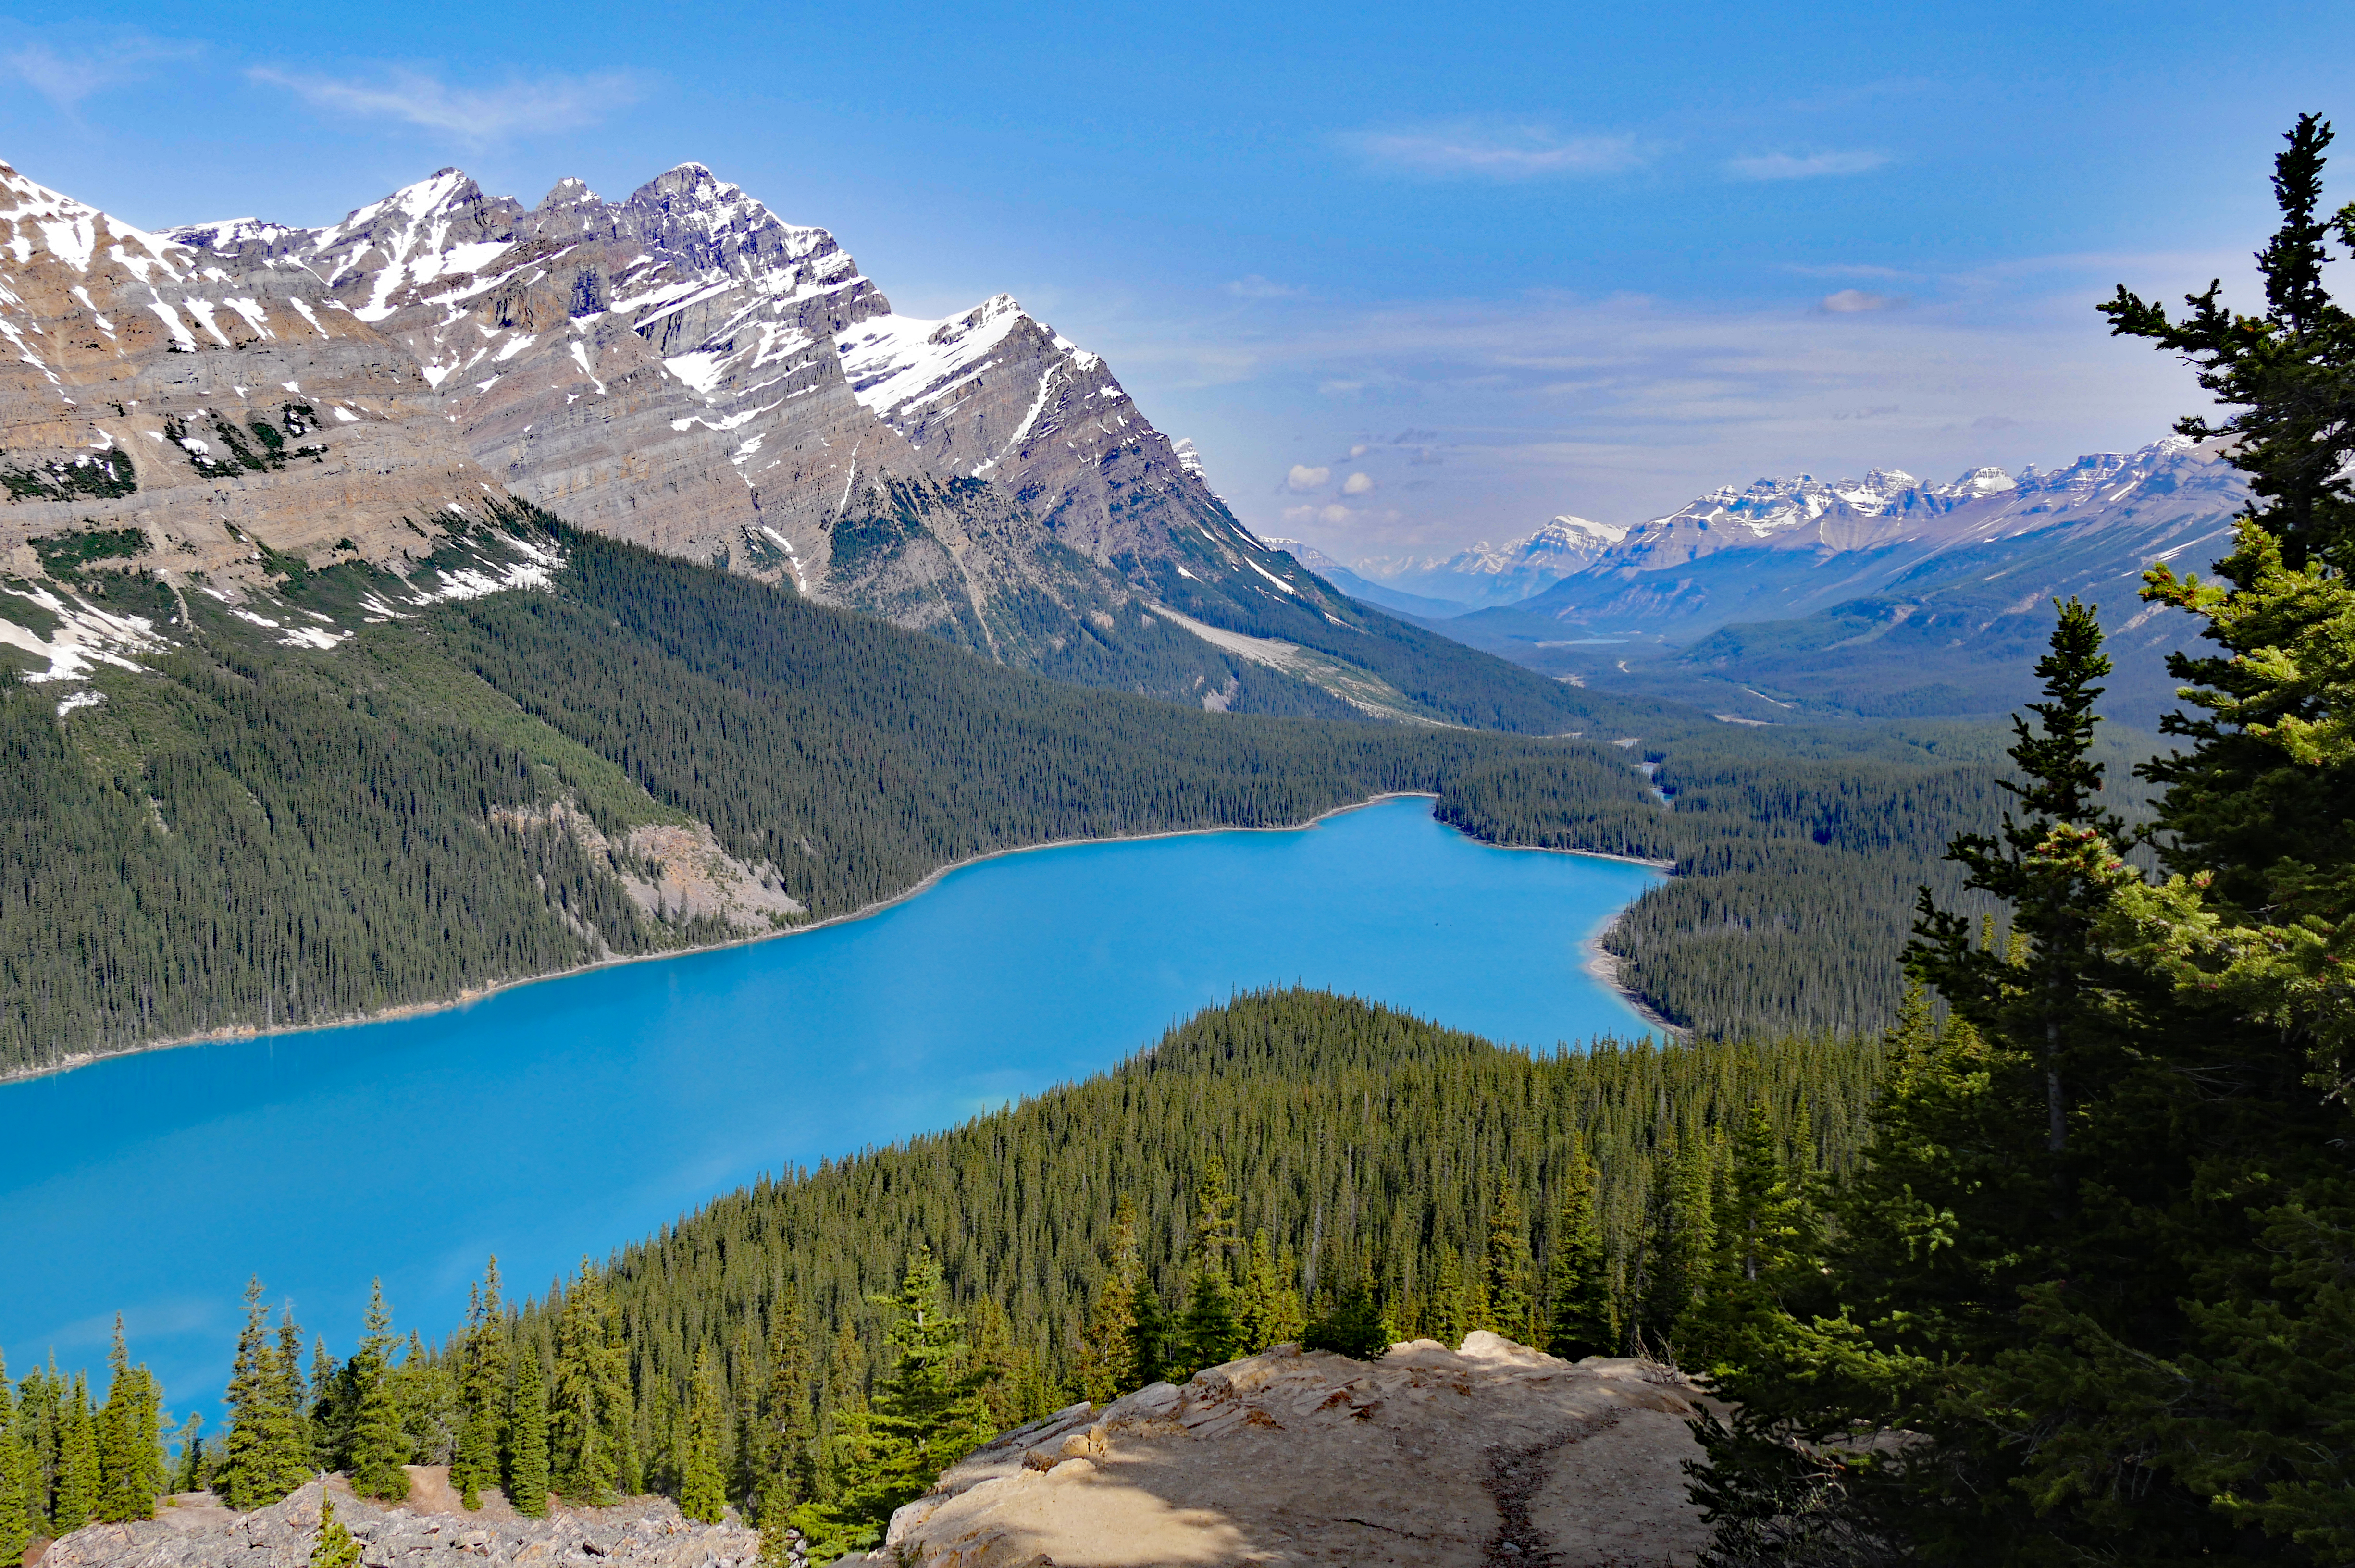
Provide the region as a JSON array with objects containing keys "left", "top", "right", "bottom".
[
  {"left": 0, "top": 158, "right": 503, "bottom": 591},
  {"left": 164, "top": 164, "right": 1315, "bottom": 656},
  {"left": 1444, "top": 436, "right": 2248, "bottom": 725},
  {"left": 1353, "top": 516, "right": 1630, "bottom": 607}
]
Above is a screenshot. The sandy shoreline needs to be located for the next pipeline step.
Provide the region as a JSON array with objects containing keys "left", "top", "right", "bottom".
[{"left": 1, "top": 792, "right": 1678, "bottom": 1086}]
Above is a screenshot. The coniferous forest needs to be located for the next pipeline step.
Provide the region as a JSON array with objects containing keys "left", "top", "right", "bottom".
[
  {"left": 3, "top": 494, "right": 2045, "bottom": 1071},
  {"left": 8, "top": 110, "right": 2355, "bottom": 1568}
]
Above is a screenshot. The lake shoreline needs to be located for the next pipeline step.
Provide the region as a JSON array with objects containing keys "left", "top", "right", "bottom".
[{"left": 3, "top": 793, "right": 1674, "bottom": 1086}]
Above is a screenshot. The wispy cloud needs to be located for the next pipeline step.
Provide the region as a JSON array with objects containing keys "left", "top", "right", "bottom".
[
  {"left": 4, "top": 30, "right": 202, "bottom": 111},
  {"left": 1077, "top": 263, "right": 2205, "bottom": 556},
  {"left": 250, "top": 64, "right": 638, "bottom": 143},
  {"left": 1227, "top": 274, "right": 1305, "bottom": 299},
  {"left": 1341, "top": 121, "right": 1644, "bottom": 180},
  {"left": 1819, "top": 288, "right": 1907, "bottom": 313},
  {"left": 1727, "top": 149, "right": 1890, "bottom": 181}
]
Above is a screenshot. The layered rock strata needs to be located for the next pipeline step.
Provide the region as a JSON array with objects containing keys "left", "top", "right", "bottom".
[{"left": 0, "top": 160, "right": 496, "bottom": 586}]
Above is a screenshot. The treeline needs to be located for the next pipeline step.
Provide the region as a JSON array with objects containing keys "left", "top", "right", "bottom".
[
  {"left": 0, "top": 1321, "right": 168, "bottom": 1561},
  {"left": 149, "top": 990, "right": 1883, "bottom": 1561},
  {"left": 1438, "top": 724, "right": 2155, "bottom": 1037}
]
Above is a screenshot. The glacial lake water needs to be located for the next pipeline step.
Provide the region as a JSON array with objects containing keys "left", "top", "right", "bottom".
[{"left": 1, "top": 797, "right": 1661, "bottom": 1418}]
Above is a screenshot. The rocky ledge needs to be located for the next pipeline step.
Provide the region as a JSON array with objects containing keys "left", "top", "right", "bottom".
[
  {"left": 866, "top": 1332, "right": 1713, "bottom": 1567},
  {"left": 39, "top": 1475, "right": 761, "bottom": 1568}
]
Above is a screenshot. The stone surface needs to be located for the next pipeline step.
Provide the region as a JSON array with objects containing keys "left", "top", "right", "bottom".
[
  {"left": 868, "top": 1333, "right": 1713, "bottom": 1567},
  {"left": 40, "top": 1474, "right": 760, "bottom": 1568},
  {"left": 0, "top": 160, "right": 498, "bottom": 588}
]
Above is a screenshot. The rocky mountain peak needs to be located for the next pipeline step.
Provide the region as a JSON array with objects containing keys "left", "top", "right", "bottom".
[{"left": 536, "top": 176, "right": 600, "bottom": 210}]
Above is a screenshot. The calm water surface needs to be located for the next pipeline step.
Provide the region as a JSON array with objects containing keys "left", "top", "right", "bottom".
[{"left": 2, "top": 798, "right": 1660, "bottom": 1413}]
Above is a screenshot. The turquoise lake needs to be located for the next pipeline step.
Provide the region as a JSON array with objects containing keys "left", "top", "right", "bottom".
[{"left": 1, "top": 797, "right": 1661, "bottom": 1416}]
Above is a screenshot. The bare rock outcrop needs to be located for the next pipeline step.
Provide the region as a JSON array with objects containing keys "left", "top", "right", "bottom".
[
  {"left": 870, "top": 1333, "right": 1713, "bottom": 1567},
  {"left": 0, "top": 161, "right": 499, "bottom": 588},
  {"left": 39, "top": 1474, "right": 759, "bottom": 1568}
]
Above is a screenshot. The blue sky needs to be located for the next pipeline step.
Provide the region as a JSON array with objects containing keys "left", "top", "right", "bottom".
[{"left": 2, "top": 0, "right": 2345, "bottom": 558}]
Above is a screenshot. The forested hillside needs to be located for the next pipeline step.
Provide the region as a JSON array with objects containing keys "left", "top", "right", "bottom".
[
  {"left": 1, "top": 508, "right": 2062, "bottom": 1069},
  {"left": 73, "top": 989, "right": 1876, "bottom": 1561}
]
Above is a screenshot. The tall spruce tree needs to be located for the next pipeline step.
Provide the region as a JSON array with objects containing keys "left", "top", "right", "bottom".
[
  {"left": 0, "top": 1353, "right": 32, "bottom": 1568},
  {"left": 1544, "top": 1136, "right": 1614, "bottom": 1360},
  {"left": 451, "top": 1263, "right": 509, "bottom": 1510},
  {"left": 305, "top": 1341, "right": 345, "bottom": 1473},
  {"left": 505, "top": 1354, "right": 549, "bottom": 1519},
  {"left": 800, "top": 1249, "right": 991, "bottom": 1558},
  {"left": 551, "top": 1262, "right": 632, "bottom": 1506},
  {"left": 1174, "top": 1158, "right": 1245, "bottom": 1378},
  {"left": 677, "top": 1346, "right": 727, "bottom": 1524},
  {"left": 1482, "top": 1173, "right": 1536, "bottom": 1344},
  {"left": 754, "top": 1293, "right": 814, "bottom": 1524},
  {"left": 1075, "top": 1198, "right": 1144, "bottom": 1402},
  {"left": 51, "top": 1377, "right": 95, "bottom": 1536},
  {"left": 92, "top": 1317, "right": 159, "bottom": 1523},
  {"left": 347, "top": 1282, "right": 411, "bottom": 1502}
]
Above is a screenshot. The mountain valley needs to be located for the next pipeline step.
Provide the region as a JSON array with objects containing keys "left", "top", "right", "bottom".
[{"left": 1311, "top": 436, "right": 2246, "bottom": 726}]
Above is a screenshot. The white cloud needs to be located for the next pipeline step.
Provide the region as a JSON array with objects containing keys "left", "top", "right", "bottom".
[
  {"left": 5, "top": 31, "right": 201, "bottom": 110},
  {"left": 1342, "top": 472, "right": 1375, "bottom": 495},
  {"left": 1341, "top": 121, "right": 1644, "bottom": 180},
  {"left": 1820, "top": 288, "right": 1906, "bottom": 313},
  {"left": 1318, "top": 503, "right": 1355, "bottom": 525},
  {"left": 250, "top": 64, "right": 638, "bottom": 142},
  {"left": 1227, "top": 274, "right": 1305, "bottom": 299},
  {"left": 1348, "top": 444, "right": 1369, "bottom": 457},
  {"left": 1286, "top": 464, "right": 1332, "bottom": 492},
  {"left": 1727, "top": 150, "right": 1891, "bottom": 181}
]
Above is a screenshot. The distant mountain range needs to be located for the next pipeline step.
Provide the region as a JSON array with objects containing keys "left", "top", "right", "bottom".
[
  {"left": 0, "top": 156, "right": 1596, "bottom": 728},
  {"left": 1289, "top": 439, "right": 2245, "bottom": 728}
]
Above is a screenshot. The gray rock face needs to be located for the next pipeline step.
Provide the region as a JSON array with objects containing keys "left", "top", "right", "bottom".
[
  {"left": 868, "top": 1333, "right": 1714, "bottom": 1567},
  {"left": 162, "top": 162, "right": 1335, "bottom": 646},
  {"left": 38, "top": 1478, "right": 762, "bottom": 1568},
  {"left": 0, "top": 161, "right": 495, "bottom": 588}
]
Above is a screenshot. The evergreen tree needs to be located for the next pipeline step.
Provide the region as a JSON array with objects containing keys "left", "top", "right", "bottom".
[
  {"left": 0, "top": 1354, "right": 32, "bottom": 1568},
  {"left": 1481, "top": 1173, "right": 1535, "bottom": 1345},
  {"left": 505, "top": 1354, "right": 549, "bottom": 1519},
  {"left": 1636, "top": 1141, "right": 1715, "bottom": 1360},
  {"left": 551, "top": 1262, "right": 632, "bottom": 1506},
  {"left": 753, "top": 1293, "right": 814, "bottom": 1525},
  {"left": 169, "top": 1418, "right": 202, "bottom": 1496},
  {"left": 798, "top": 1249, "right": 990, "bottom": 1557},
  {"left": 1674, "top": 1099, "right": 1822, "bottom": 1379},
  {"left": 92, "top": 1317, "right": 159, "bottom": 1524},
  {"left": 1235, "top": 1231, "right": 1303, "bottom": 1353},
  {"left": 1301, "top": 1272, "right": 1389, "bottom": 1362},
  {"left": 308, "top": 1497, "right": 359, "bottom": 1568},
  {"left": 677, "top": 1346, "right": 727, "bottom": 1524},
  {"left": 1427, "top": 1249, "right": 1470, "bottom": 1350},
  {"left": 1075, "top": 1199, "right": 1143, "bottom": 1403},
  {"left": 51, "top": 1377, "right": 95, "bottom": 1536},
  {"left": 1544, "top": 1137, "right": 1614, "bottom": 1360},
  {"left": 451, "top": 1264, "right": 509, "bottom": 1510},
  {"left": 348, "top": 1282, "right": 411, "bottom": 1502},
  {"left": 1125, "top": 1274, "right": 1169, "bottom": 1394},
  {"left": 1173, "top": 1159, "right": 1244, "bottom": 1378},
  {"left": 305, "top": 1341, "right": 346, "bottom": 1474}
]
